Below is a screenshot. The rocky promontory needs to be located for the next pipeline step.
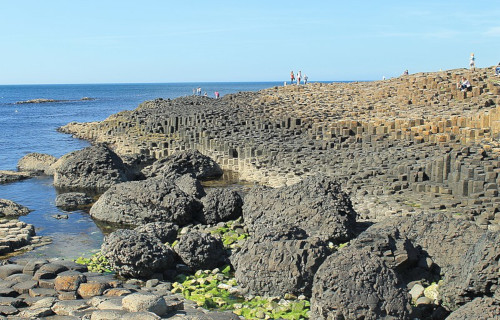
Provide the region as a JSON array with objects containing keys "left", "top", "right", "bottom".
[{"left": 4, "top": 67, "right": 499, "bottom": 319}]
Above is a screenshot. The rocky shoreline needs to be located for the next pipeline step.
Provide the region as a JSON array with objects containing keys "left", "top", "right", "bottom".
[{"left": 1, "top": 67, "right": 499, "bottom": 319}]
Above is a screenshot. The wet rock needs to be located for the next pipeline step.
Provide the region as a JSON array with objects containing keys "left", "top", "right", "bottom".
[
  {"left": 142, "top": 150, "right": 223, "bottom": 180},
  {"left": 0, "top": 199, "right": 30, "bottom": 217},
  {"left": 446, "top": 297, "right": 500, "bottom": 320},
  {"left": 134, "top": 222, "right": 178, "bottom": 244},
  {"left": 243, "top": 175, "right": 357, "bottom": 242},
  {"left": 90, "top": 177, "right": 199, "bottom": 226},
  {"left": 53, "top": 144, "right": 129, "bottom": 192},
  {"left": 199, "top": 189, "right": 243, "bottom": 224},
  {"left": 174, "top": 231, "right": 227, "bottom": 270},
  {"left": 55, "top": 192, "right": 93, "bottom": 210},
  {"left": 101, "top": 229, "right": 175, "bottom": 278},
  {"left": 0, "top": 170, "right": 31, "bottom": 184},
  {"left": 232, "top": 237, "right": 329, "bottom": 296},
  {"left": 17, "top": 152, "right": 57, "bottom": 175},
  {"left": 311, "top": 249, "right": 412, "bottom": 319}
]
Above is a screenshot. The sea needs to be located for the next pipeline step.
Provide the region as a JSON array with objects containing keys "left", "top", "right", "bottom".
[{"left": 0, "top": 82, "right": 283, "bottom": 260}]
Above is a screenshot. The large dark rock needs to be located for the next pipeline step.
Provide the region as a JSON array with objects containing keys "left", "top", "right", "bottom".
[
  {"left": 174, "top": 174, "right": 206, "bottom": 199},
  {"left": 440, "top": 231, "right": 500, "bottom": 310},
  {"left": 242, "top": 176, "right": 357, "bottom": 242},
  {"left": 369, "top": 212, "right": 486, "bottom": 275},
  {"left": 55, "top": 192, "right": 93, "bottom": 210},
  {"left": 134, "top": 222, "right": 179, "bottom": 244},
  {"left": 446, "top": 297, "right": 500, "bottom": 320},
  {"left": 17, "top": 152, "right": 57, "bottom": 175},
  {"left": 53, "top": 145, "right": 129, "bottom": 192},
  {"left": 142, "top": 150, "right": 222, "bottom": 180},
  {"left": 232, "top": 238, "right": 329, "bottom": 297},
  {"left": 101, "top": 229, "right": 175, "bottom": 278},
  {"left": 90, "top": 177, "right": 199, "bottom": 226},
  {"left": 198, "top": 189, "right": 243, "bottom": 224},
  {"left": 0, "top": 199, "right": 30, "bottom": 217},
  {"left": 311, "top": 249, "right": 412, "bottom": 320},
  {"left": 174, "top": 232, "right": 226, "bottom": 270},
  {"left": 120, "top": 153, "right": 156, "bottom": 180}
]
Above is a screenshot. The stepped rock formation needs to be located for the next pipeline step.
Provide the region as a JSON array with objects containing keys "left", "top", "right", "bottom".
[{"left": 60, "top": 67, "right": 500, "bottom": 228}]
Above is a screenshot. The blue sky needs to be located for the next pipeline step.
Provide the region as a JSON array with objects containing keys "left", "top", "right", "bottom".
[{"left": 1, "top": 0, "right": 499, "bottom": 84}]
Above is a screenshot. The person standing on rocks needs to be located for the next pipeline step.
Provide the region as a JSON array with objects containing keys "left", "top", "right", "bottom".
[
  {"left": 470, "top": 53, "right": 475, "bottom": 70},
  {"left": 304, "top": 74, "right": 308, "bottom": 84},
  {"left": 297, "top": 71, "right": 302, "bottom": 85},
  {"left": 290, "top": 71, "right": 295, "bottom": 85},
  {"left": 215, "top": 91, "right": 220, "bottom": 99},
  {"left": 494, "top": 62, "right": 500, "bottom": 76}
]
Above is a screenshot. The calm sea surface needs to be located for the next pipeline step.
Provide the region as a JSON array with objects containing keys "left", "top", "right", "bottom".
[{"left": 0, "top": 82, "right": 282, "bottom": 259}]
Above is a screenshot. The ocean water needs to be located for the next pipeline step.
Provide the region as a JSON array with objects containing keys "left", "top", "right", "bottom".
[{"left": 0, "top": 82, "right": 282, "bottom": 259}]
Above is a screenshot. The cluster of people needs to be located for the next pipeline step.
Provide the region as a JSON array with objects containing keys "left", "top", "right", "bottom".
[
  {"left": 289, "top": 71, "right": 308, "bottom": 85},
  {"left": 192, "top": 87, "right": 220, "bottom": 98}
]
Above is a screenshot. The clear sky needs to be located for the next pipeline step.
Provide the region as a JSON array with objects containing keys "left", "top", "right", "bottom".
[{"left": 1, "top": 0, "right": 499, "bottom": 84}]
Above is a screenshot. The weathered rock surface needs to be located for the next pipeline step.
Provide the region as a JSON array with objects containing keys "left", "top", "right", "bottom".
[
  {"left": 101, "top": 229, "right": 175, "bottom": 278},
  {"left": 311, "top": 248, "right": 412, "bottom": 319},
  {"left": 0, "top": 199, "right": 30, "bottom": 217},
  {"left": 55, "top": 192, "right": 93, "bottom": 210},
  {"left": 440, "top": 231, "right": 500, "bottom": 309},
  {"left": 198, "top": 189, "right": 242, "bottom": 224},
  {"left": 90, "top": 177, "right": 199, "bottom": 226},
  {"left": 446, "top": 297, "right": 500, "bottom": 320},
  {"left": 243, "top": 175, "right": 357, "bottom": 242},
  {"left": 142, "top": 150, "right": 223, "bottom": 180},
  {"left": 232, "top": 238, "right": 329, "bottom": 297},
  {"left": 17, "top": 152, "right": 57, "bottom": 175},
  {"left": 174, "top": 174, "right": 206, "bottom": 199},
  {"left": 134, "top": 222, "right": 179, "bottom": 244},
  {"left": 53, "top": 144, "right": 129, "bottom": 192},
  {"left": 0, "top": 170, "right": 31, "bottom": 184},
  {"left": 174, "top": 232, "right": 226, "bottom": 270}
]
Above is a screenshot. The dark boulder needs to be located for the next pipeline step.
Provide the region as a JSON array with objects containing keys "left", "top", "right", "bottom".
[
  {"left": 17, "top": 152, "right": 57, "bottom": 175},
  {"left": 174, "top": 174, "right": 206, "bottom": 199},
  {"left": 243, "top": 176, "right": 357, "bottom": 242},
  {"left": 90, "top": 177, "right": 199, "bottom": 226},
  {"left": 142, "top": 150, "right": 222, "bottom": 180},
  {"left": 53, "top": 145, "right": 129, "bottom": 192},
  {"left": 174, "top": 231, "right": 226, "bottom": 270},
  {"left": 55, "top": 192, "right": 93, "bottom": 210},
  {"left": 134, "top": 222, "right": 179, "bottom": 244},
  {"left": 120, "top": 153, "right": 156, "bottom": 180},
  {"left": 440, "top": 231, "right": 500, "bottom": 310},
  {"left": 101, "top": 229, "right": 175, "bottom": 278},
  {"left": 311, "top": 248, "right": 412, "bottom": 320},
  {"left": 198, "top": 189, "right": 243, "bottom": 224},
  {"left": 446, "top": 297, "right": 500, "bottom": 320},
  {"left": 232, "top": 237, "right": 329, "bottom": 297}
]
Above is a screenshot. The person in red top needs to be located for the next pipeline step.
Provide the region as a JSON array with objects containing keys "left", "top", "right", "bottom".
[{"left": 290, "top": 71, "right": 295, "bottom": 85}]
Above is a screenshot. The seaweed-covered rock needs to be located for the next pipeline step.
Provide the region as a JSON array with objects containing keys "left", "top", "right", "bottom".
[
  {"left": 174, "top": 232, "right": 226, "bottom": 270},
  {"left": 440, "top": 231, "right": 500, "bottom": 309},
  {"left": 0, "top": 199, "right": 30, "bottom": 217},
  {"left": 199, "top": 189, "right": 242, "bottom": 224},
  {"left": 311, "top": 249, "right": 412, "bottom": 320},
  {"left": 174, "top": 174, "right": 206, "bottom": 199},
  {"left": 53, "top": 145, "right": 129, "bottom": 192},
  {"left": 101, "top": 229, "right": 175, "bottom": 278},
  {"left": 142, "top": 150, "right": 222, "bottom": 180},
  {"left": 55, "top": 192, "right": 93, "bottom": 210},
  {"left": 17, "top": 152, "right": 57, "bottom": 175},
  {"left": 134, "top": 222, "right": 179, "bottom": 244},
  {"left": 232, "top": 238, "right": 329, "bottom": 297},
  {"left": 90, "top": 177, "right": 199, "bottom": 226},
  {"left": 446, "top": 297, "right": 500, "bottom": 320},
  {"left": 243, "top": 175, "right": 356, "bottom": 242}
]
